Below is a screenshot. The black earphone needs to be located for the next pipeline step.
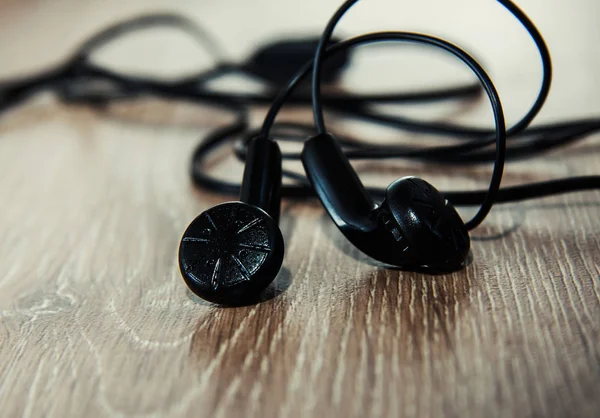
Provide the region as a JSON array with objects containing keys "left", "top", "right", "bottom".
[
  {"left": 301, "top": 0, "right": 514, "bottom": 271},
  {"left": 180, "top": 0, "right": 532, "bottom": 303},
  {"left": 2, "top": 1, "right": 600, "bottom": 305},
  {"left": 179, "top": 136, "right": 284, "bottom": 304}
]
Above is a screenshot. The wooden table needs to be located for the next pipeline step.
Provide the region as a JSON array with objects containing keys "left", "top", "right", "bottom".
[{"left": 1, "top": 0, "right": 599, "bottom": 417}]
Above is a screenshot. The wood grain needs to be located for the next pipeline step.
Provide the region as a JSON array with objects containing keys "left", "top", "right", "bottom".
[{"left": 1, "top": 0, "right": 600, "bottom": 417}]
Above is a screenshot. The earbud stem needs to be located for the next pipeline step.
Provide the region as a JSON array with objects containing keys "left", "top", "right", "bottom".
[
  {"left": 240, "top": 136, "right": 282, "bottom": 223},
  {"left": 302, "top": 133, "right": 376, "bottom": 228}
]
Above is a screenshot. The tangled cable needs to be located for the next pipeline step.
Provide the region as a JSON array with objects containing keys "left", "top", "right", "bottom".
[{"left": 2, "top": 1, "right": 600, "bottom": 229}]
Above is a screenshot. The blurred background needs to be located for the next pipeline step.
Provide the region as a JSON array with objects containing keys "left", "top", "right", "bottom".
[{"left": 1, "top": 0, "right": 599, "bottom": 128}]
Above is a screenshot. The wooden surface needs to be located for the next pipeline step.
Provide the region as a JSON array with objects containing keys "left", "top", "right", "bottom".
[{"left": 1, "top": 1, "right": 600, "bottom": 417}]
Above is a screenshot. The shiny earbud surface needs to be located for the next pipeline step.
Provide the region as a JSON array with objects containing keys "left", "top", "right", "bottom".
[
  {"left": 179, "top": 137, "right": 284, "bottom": 305},
  {"left": 302, "top": 133, "right": 470, "bottom": 272},
  {"left": 378, "top": 176, "right": 470, "bottom": 271}
]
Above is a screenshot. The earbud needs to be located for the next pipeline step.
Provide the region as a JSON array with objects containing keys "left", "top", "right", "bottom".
[
  {"left": 179, "top": 136, "right": 284, "bottom": 305},
  {"left": 301, "top": 133, "right": 470, "bottom": 272}
]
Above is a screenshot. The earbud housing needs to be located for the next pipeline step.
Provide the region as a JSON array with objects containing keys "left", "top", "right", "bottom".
[
  {"left": 179, "top": 201, "right": 284, "bottom": 304},
  {"left": 301, "top": 132, "right": 470, "bottom": 272},
  {"left": 179, "top": 136, "right": 285, "bottom": 304}
]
